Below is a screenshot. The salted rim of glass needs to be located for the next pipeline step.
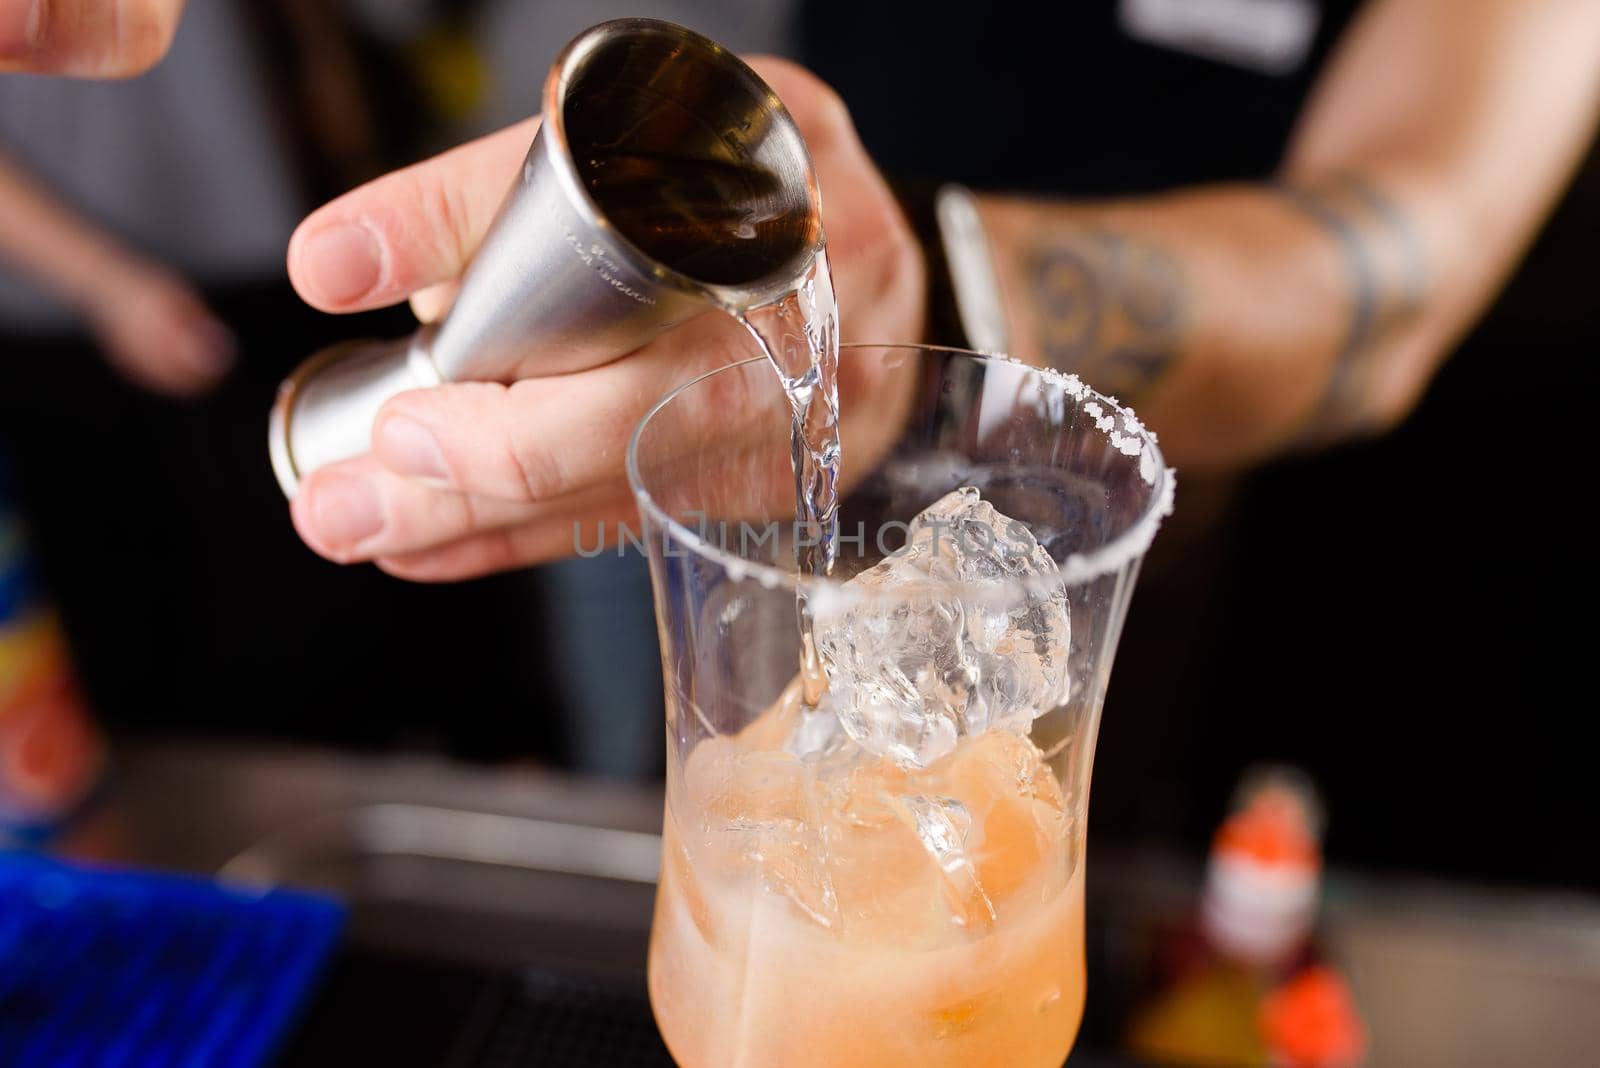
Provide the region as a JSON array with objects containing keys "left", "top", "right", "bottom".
[{"left": 626, "top": 343, "right": 1176, "bottom": 601}]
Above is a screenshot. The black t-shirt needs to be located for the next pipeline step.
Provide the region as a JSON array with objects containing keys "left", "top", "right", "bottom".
[
  {"left": 806, "top": 0, "right": 1600, "bottom": 891},
  {"left": 802, "top": 0, "right": 1365, "bottom": 194}
]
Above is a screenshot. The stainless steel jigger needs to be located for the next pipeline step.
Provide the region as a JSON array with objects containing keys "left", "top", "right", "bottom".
[{"left": 268, "top": 18, "right": 822, "bottom": 496}]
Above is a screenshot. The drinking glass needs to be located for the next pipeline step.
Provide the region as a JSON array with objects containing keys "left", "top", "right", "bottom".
[{"left": 629, "top": 344, "right": 1172, "bottom": 1067}]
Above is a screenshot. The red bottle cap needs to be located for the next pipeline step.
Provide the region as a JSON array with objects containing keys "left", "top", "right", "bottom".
[{"left": 1259, "top": 965, "right": 1368, "bottom": 1067}]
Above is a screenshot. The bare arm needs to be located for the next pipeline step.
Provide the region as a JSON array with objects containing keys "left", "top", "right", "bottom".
[
  {"left": 0, "top": 148, "right": 143, "bottom": 306},
  {"left": 978, "top": 0, "right": 1600, "bottom": 470},
  {"left": 0, "top": 148, "right": 232, "bottom": 393}
]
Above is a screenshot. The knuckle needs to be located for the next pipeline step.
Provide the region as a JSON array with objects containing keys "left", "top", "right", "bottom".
[
  {"left": 890, "top": 222, "right": 927, "bottom": 306},
  {"left": 390, "top": 483, "right": 471, "bottom": 551},
  {"left": 419, "top": 171, "right": 475, "bottom": 277},
  {"left": 747, "top": 55, "right": 815, "bottom": 97},
  {"left": 799, "top": 86, "right": 854, "bottom": 154},
  {"left": 693, "top": 341, "right": 775, "bottom": 430},
  {"left": 755, "top": 59, "right": 854, "bottom": 146},
  {"left": 809, "top": 80, "right": 853, "bottom": 138},
  {"left": 494, "top": 382, "right": 567, "bottom": 501},
  {"left": 880, "top": 205, "right": 923, "bottom": 282},
  {"left": 455, "top": 487, "right": 488, "bottom": 536},
  {"left": 504, "top": 432, "right": 564, "bottom": 502}
]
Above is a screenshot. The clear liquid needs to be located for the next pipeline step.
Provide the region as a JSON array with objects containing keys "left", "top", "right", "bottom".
[
  {"left": 582, "top": 129, "right": 839, "bottom": 702},
  {"left": 732, "top": 250, "right": 841, "bottom": 705}
]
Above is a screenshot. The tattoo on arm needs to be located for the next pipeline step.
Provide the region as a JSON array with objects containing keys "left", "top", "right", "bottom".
[
  {"left": 1023, "top": 175, "right": 1426, "bottom": 437},
  {"left": 1275, "top": 174, "right": 1429, "bottom": 438},
  {"left": 1025, "top": 229, "right": 1189, "bottom": 404}
]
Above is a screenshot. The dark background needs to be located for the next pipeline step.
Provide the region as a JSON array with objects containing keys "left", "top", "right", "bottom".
[
  {"left": 2, "top": 0, "right": 1595, "bottom": 892},
  {"left": 806, "top": 0, "right": 1599, "bottom": 890}
]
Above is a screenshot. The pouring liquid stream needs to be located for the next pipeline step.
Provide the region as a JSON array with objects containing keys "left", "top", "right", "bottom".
[
  {"left": 732, "top": 250, "right": 841, "bottom": 707},
  {"left": 578, "top": 145, "right": 841, "bottom": 706}
]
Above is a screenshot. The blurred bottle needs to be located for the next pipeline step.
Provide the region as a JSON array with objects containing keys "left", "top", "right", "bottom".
[
  {"left": 1125, "top": 766, "right": 1367, "bottom": 1068},
  {"left": 0, "top": 450, "right": 105, "bottom": 845}
]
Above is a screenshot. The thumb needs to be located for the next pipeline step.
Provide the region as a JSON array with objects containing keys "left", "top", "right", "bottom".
[
  {"left": 287, "top": 118, "right": 538, "bottom": 314},
  {"left": 2, "top": 0, "right": 185, "bottom": 77}
]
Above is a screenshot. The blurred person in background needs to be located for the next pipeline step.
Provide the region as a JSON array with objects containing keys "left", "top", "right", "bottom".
[
  {"left": 8, "top": 1, "right": 1600, "bottom": 882},
  {"left": 0, "top": 1, "right": 792, "bottom": 775}
]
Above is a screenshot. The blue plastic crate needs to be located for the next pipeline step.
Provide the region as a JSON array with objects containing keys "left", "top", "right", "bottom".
[{"left": 0, "top": 853, "right": 344, "bottom": 1068}]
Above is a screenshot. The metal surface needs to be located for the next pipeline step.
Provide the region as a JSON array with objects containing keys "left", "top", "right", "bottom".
[
  {"left": 268, "top": 335, "right": 443, "bottom": 491},
  {"left": 219, "top": 803, "right": 661, "bottom": 887},
  {"left": 269, "top": 17, "right": 822, "bottom": 496},
  {"left": 59, "top": 740, "right": 664, "bottom": 976}
]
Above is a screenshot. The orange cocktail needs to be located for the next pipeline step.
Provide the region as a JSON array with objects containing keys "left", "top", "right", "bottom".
[
  {"left": 629, "top": 346, "right": 1174, "bottom": 1068},
  {"left": 649, "top": 685, "right": 1085, "bottom": 1068}
]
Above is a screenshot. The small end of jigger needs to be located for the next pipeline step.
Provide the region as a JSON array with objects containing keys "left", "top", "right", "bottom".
[{"left": 268, "top": 335, "right": 438, "bottom": 498}]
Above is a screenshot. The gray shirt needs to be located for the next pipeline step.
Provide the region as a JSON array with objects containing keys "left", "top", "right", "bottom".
[
  {"left": 0, "top": 1, "right": 304, "bottom": 331},
  {"left": 0, "top": 0, "right": 797, "bottom": 334}
]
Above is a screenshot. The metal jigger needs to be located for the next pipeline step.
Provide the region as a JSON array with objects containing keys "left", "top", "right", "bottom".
[{"left": 268, "top": 18, "right": 822, "bottom": 496}]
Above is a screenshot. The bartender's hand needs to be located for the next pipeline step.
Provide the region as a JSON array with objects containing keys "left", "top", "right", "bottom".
[
  {"left": 285, "top": 59, "right": 925, "bottom": 580},
  {"left": 0, "top": 0, "right": 185, "bottom": 76}
]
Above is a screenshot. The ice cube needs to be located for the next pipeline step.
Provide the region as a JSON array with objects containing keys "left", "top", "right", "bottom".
[
  {"left": 683, "top": 680, "right": 1070, "bottom": 940},
  {"left": 784, "top": 698, "right": 855, "bottom": 761},
  {"left": 931, "top": 729, "right": 1071, "bottom": 904},
  {"left": 814, "top": 487, "right": 1071, "bottom": 767},
  {"left": 691, "top": 741, "right": 842, "bottom": 930},
  {"left": 892, "top": 794, "right": 996, "bottom": 931}
]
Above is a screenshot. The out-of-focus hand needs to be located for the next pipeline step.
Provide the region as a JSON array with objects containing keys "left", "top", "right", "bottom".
[
  {"left": 284, "top": 58, "right": 925, "bottom": 581},
  {"left": 85, "top": 266, "right": 234, "bottom": 396},
  {"left": 0, "top": 0, "right": 184, "bottom": 76}
]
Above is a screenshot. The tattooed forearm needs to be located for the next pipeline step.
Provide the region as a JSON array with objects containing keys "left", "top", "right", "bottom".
[
  {"left": 1025, "top": 229, "right": 1189, "bottom": 404},
  {"left": 1275, "top": 174, "right": 1429, "bottom": 438},
  {"left": 997, "top": 171, "right": 1435, "bottom": 462}
]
